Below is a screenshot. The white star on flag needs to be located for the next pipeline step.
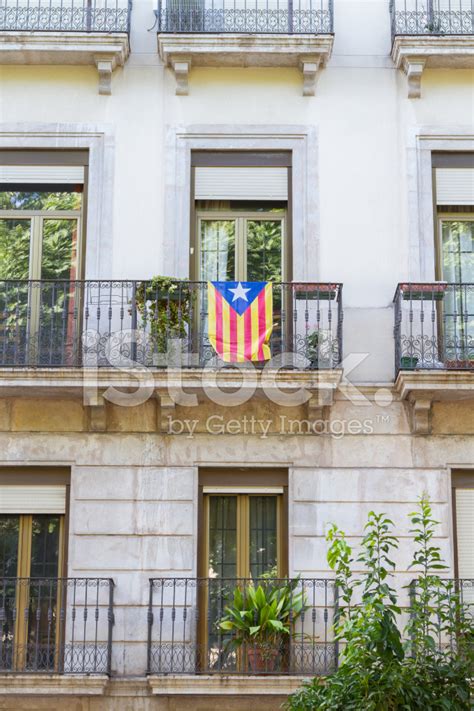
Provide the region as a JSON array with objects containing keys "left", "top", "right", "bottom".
[{"left": 229, "top": 282, "right": 251, "bottom": 302}]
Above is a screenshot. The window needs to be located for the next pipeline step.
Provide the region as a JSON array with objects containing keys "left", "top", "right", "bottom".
[
  {"left": 453, "top": 472, "right": 474, "bottom": 579},
  {"left": 0, "top": 152, "right": 87, "bottom": 366},
  {"left": 432, "top": 154, "right": 474, "bottom": 365},
  {"left": 0, "top": 469, "right": 68, "bottom": 672},
  {"left": 198, "top": 469, "right": 288, "bottom": 671}
]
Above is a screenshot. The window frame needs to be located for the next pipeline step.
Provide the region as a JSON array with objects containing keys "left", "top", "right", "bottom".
[
  {"left": 451, "top": 470, "right": 474, "bottom": 579},
  {"left": 195, "top": 210, "right": 288, "bottom": 282}
]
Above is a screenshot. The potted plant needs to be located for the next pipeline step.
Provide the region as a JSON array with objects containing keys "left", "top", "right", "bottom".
[
  {"left": 133, "top": 276, "right": 191, "bottom": 357},
  {"left": 217, "top": 579, "right": 307, "bottom": 673},
  {"left": 400, "top": 282, "right": 448, "bottom": 301},
  {"left": 400, "top": 355, "right": 419, "bottom": 369}
]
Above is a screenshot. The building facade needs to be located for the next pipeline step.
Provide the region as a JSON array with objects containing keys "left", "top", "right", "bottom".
[{"left": 0, "top": 0, "right": 473, "bottom": 708}]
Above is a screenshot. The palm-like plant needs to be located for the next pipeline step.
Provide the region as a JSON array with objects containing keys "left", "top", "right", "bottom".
[{"left": 218, "top": 579, "right": 307, "bottom": 667}]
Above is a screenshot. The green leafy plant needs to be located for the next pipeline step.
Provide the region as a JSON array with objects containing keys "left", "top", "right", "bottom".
[
  {"left": 134, "top": 276, "right": 190, "bottom": 354},
  {"left": 286, "top": 498, "right": 474, "bottom": 710},
  {"left": 218, "top": 579, "right": 307, "bottom": 668}
]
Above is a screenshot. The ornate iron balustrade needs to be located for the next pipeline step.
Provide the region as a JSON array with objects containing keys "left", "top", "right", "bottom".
[
  {"left": 0, "top": 577, "right": 114, "bottom": 674},
  {"left": 156, "top": 0, "right": 333, "bottom": 34},
  {"left": 408, "top": 578, "right": 474, "bottom": 653},
  {"left": 147, "top": 577, "right": 338, "bottom": 675},
  {"left": 0, "top": 0, "right": 131, "bottom": 33},
  {"left": 0, "top": 280, "right": 343, "bottom": 369},
  {"left": 394, "top": 282, "right": 474, "bottom": 374},
  {"left": 390, "top": 0, "right": 474, "bottom": 37}
]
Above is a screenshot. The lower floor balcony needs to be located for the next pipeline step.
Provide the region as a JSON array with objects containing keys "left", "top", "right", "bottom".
[
  {"left": 147, "top": 577, "right": 338, "bottom": 676},
  {"left": 0, "top": 280, "right": 343, "bottom": 371},
  {"left": 0, "top": 577, "right": 114, "bottom": 674}
]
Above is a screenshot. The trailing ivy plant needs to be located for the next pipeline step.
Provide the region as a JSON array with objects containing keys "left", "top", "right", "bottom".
[
  {"left": 134, "top": 276, "right": 190, "bottom": 355},
  {"left": 285, "top": 498, "right": 474, "bottom": 711}
]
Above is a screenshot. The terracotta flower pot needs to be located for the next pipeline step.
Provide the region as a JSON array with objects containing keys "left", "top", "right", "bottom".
[{"left": 247, "top": 646, "right": 279, "bottom": 673}]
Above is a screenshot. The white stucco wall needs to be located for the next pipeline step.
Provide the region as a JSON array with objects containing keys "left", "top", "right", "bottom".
[{"left": 0, "top": 0, "right": 473, "bottom": 381}]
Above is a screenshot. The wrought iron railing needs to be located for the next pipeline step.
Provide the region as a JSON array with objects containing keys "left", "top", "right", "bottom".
[
  {"left": 394, "top": 283, "right": 474, "bottom": 373},
  {"left": 156, "top": 0, "right": 333, "bottom": 34},
  {"left": 0, "top": 577, "right": 114, "bottom": 674},
  {"left": 408, "top": 578, "right": 474, "bottom": 653},
  {"left": 390, "top": 0, "right": 474, "bottom": 37},
  {"left": 0, "top": 280, "right": 343, "bottom": 369},
  {"left": 0, "top": 0, "right": 131, "bottom": 33},
  {"left": 147, "top": 577, "right": 338, "bottom": 675}
]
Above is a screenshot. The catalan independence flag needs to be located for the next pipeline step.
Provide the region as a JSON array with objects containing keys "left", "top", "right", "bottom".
[{"left": 208, "top": 281, "right": 273, "bottom": 362}]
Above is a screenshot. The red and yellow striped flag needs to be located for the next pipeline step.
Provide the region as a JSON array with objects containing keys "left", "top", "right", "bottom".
[{"left": 207, "top": 281, "right": 273, "bottom": 362}]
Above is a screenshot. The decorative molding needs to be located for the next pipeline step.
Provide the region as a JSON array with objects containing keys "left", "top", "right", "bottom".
[
  {"left": 158, "top": 34, "right": 333, "bottom": 96},
  {"left": 157, "top": 392, "right": 176, "bottom": 432},
  {"left": 409, "top": 395, "right": 432, "bottom": 435},
  {"left": 405, "top": 128, "right": 474, "bottom": 281},
  {"left": 392, "top": 36, "right": 474, "bottom": 98},
  {"left": 0, "top": 33, "right": 129, "bottom": 94},
  {"left": 95, "top": 56, "right": 115, "bottom": 96},
  {"left": 402, "top": 57, "right": 426, "bottom": 99},
  {"left": 0, "top": 123, "right": 115, "bottom": 277},
  {"left": 87, "top": 392, "right": 108, "bottom": 432},
  {"left": 171, "top": 57, "right": 191, "bottom": 95},
  {"left": 0, "top": 674, "right": 109, "bottom": 695},
  {"left": 164, "top": 125, "right": 320, "bottom": 279},
  {"left": 148, "top": 673, "right": 308, "bottom": 696},
  {"left": 300, "top": 56, "right": 321, "bottom": 97}
]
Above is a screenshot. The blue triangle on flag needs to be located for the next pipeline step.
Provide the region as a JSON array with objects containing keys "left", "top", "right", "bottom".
[{"left": 212, "top": 281, "right": 267, "bottom": 316}]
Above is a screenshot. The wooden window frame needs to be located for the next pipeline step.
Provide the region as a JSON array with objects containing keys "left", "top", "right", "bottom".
[{"left": 451, "top": 470, "right": 474, "bottom": 579}]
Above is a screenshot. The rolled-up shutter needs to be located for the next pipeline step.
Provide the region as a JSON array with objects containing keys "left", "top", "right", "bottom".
[
  {"left": 195, "top": 166, "right": 288, "bottom": 201},
  {"left": 0, "top": 485, "right": 66, "bottom": 514},
  {"left": 436, "top": 168, "right": 474, "bottom": 205},
  {"left": 0, "top": 165, "right": 84, "bottom": 184},
  {"left": 455, "top": 488, "right": 474, "bottom": 578}
]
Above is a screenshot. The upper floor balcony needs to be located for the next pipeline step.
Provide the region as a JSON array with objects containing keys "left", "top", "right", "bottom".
[
  {"left": 0, "top": 279, "right": 344, "bottom": 413},
  {"left": 0, "top": 0, "right": 131, "bottom": 93},
  {"left": 394, "top": 282, "right": 474, "bottom": 433},
  {"left": 156, "top": 0, "right": 334, "bottom": 95},
  {"left": 390, "top": 0, "right": 474, "bottom": 97}
]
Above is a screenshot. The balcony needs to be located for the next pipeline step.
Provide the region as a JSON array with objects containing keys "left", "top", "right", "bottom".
[
  {"left": 390, "top": 0, "right": 474, "bottom": 97},
  {"left": 0, "top": 0, "right": 131, "bottom": 94},
  {"left": 0, "top": 577, "right": 114, "bottom": 676},
  {"left": 394, "top": 282, "right": 474, "bottom": 433},
  {"left": 0, "top": 279, "right": 343, "bottom": 367},
  {"left": 146, "top": 577, "right": 338, "bottom": 689},
  {"left": 156, "top": 0, "right": 334, "bottom": 95}
]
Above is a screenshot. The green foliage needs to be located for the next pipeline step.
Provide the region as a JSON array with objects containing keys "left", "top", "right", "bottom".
[
  {"left": 218, "top": 579, "right": 306, "bottom": 658},
  {"left": 134, "top": 276, "right": 190, "bottom": 354},
  {"left": 286, "top": 498, "right": 474, "bottom": 711}
]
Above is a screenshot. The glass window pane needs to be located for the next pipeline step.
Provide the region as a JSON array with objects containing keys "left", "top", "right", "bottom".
[
  {"left": 246, "top": 220, "right": 282, "bottom": 282},
  {"left": 0, "top": 218, "right": 31, "bottom": 280},
  {"left": 441, "top": 221, "right": 474, "bottom": 362},
  {"left": 0, "top": 516, "right": 19, "bottom": 671},
  {"left": 200, "top": 220, "right": 236, "bottom": 281},
  {"left": 0, "top": 191, "right": 81, "bottom": 212},
  {"left": 30, "top": 515, "right": 60, "bottom": 579},
  {"left": 208, "top": 496, "right": 237, "bottom": 580},
  {"left": 249, "top": 496, "right": 278, "bottom": 579},
  {"left": 41, "top": 219, "right": 79, "bottom": 280},
  {"left": 0, "top": 515, "right": 19, "bottom": 577}
]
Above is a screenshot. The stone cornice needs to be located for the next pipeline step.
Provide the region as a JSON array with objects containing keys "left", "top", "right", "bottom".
[
  {"left": 391, "top": 35, "right": 474, "bottom": 97},
  {"left": 148, "top": 673, "right": 310, "bottom": 695},
  {"left": 158, "top": 33, "right": 334, "bottom": 95},
  {"left": 0, "top": 32, "right": 130, "bottom": 94},
  {"left": 0, "top": 673, "right": 109, "bottom": 695}
]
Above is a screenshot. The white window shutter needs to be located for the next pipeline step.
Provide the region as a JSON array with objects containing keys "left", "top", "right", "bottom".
[
  {"left": 455, "top": 489, "right": 474, "bottom": 579},
  {"left": 0, "top": 485, "right": 66, "bottom": 514},
  {"left": 195, "top": 167, "right": 288, "bottom": 200},
  {"left": 0, "top": 165, "right": 84, "bottom": 184},
  {"left": 436, "top": 168, "right": 474, "bottom": 205}
]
